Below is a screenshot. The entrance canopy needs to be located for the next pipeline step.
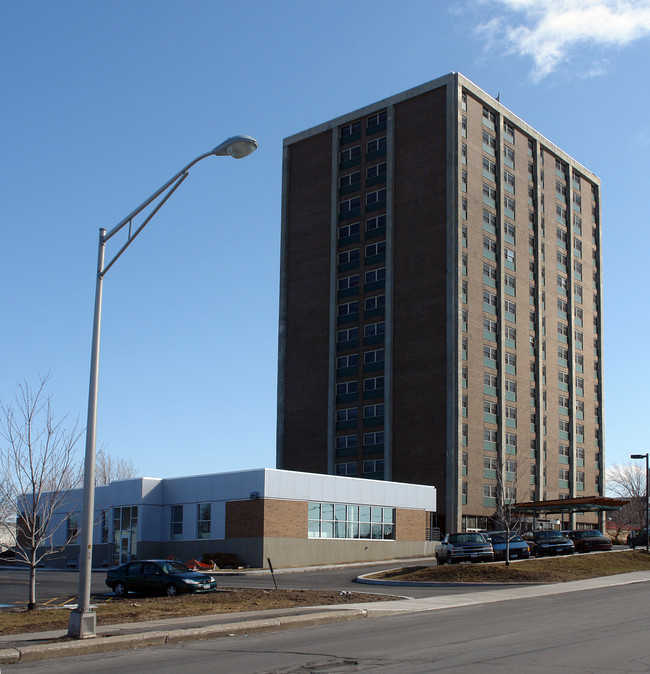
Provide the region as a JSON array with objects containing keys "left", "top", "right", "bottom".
[{"left": 513, "top": 496, "right": 628, "bottom": 520}]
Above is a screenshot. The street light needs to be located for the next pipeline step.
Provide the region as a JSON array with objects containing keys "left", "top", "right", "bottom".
[
  {"left": 67, "top": 135, "right": 258, "bottom": 639},
  {"left": 630, "top": 453, "right": 649, "bottom": 554}
]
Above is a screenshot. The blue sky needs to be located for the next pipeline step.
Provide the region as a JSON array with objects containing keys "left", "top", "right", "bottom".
[{"left": 1, "top": 0, "right": 649, "bottom": 479}]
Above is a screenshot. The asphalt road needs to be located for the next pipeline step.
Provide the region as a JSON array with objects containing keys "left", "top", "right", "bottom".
[
  {"left": 0, "top": 557, "right": 528, "bottom": 608},
  {"left": 5, "top": 580, "right": 649, "bottom": 672}
]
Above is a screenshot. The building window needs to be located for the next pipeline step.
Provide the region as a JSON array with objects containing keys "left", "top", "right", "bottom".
[
  {"left": 482, "top": 130, "right": 496, "bottom": 152},
  {"left": 364, "top": 322, "right": 385, "bottom": 338},
  {"left": 484, "top": 318, "right": 497, "bottom": 334},
  {"left": 338, "top": 249, "right": 360, "bottom": 265},
  {"left": 483, "top": 263, "right": 497, "bottom": 283},
  {"left": 363, "top": 459, "right": 385, "bottom": 475},
  {"left": 366, "top": 136, "right": 387, "bottom": 154},
  {"left": 364, "top": 403, "right": 384, "bottom": 419},
  {"left": 364, "top": 295, "right": 385, "bottom": 312},
  {"left": 504, "top": 196, "right": 516, "bottom": 215},
  {"left": 338, "top": 222, "right": 360, "bottom": 240},
  {"left": 339, "top": 197, "right": 361, "bottom": 215},
  {"left": 505, "top": 326, "right": 516, "bottom": 342},
  {"left": 504, "top": 146, "right": 515, "bottom": 166},
  {"left": 483, "top": 290, "right": 497, "bottom": 307},
  {"left": 337, "top": 327, "right": 359, "bottom": 343},
  {"left": 504, "top": 248, "right": 516, "bottom": 266},
  {"left": 483, "top": 236, "right": 498, "bottom": 256},
  {"left": 367, "top": 111, "right": 387, "bottom": 128},
  {"left": 363, "top": 431, "right": 384, "bottom": 446},
  {"left": 338, "top": 274, "right": 360, "bottom": 291},
  {"left": 483, "top": 157, "right": 497, "bottom": 177},
  {"left": 336, "top": 381, "right": 358, "bottom": 396},
  {"left": 367, "top": 163, "right": 387, "bottom": 180},
  {"left": 504, "top": 170, "right": 515, "bottom": 190},
  {"left": 336, "top": 462, "right": 358, "bottom": 476},
  {"left": 67, "top": 514, "right": 79, "bottom": 543},
  {"left": 171, "top": 505, "right": 183, "bottom": 540},
  {"left": 365, "top": 241, "right": 386, "bottom": 257},
  {"left": 504, "top": 299, "right": 516, "bottom": 317},
  {"left": 340, "top": 171, "right": 361, "bottom": 189},
  {"left": 364, "top": 349, "right": 385, "bottom": 365},
  {"left": 484, "top": 210, "right": 497, "bottom": 230},
  {"left": 341, "top": 121, "right": 361, "bottom": 139},
  {"left": 308, "top": 502, "right": 394, "bottom": 540},
  {"left": 364, "top": 376, "right": 384, "bottom": 392},
  {"left": 337, "top": 408, "right": 358, "bottom": 423},
  {"left": 197, "top": 503, "right": 211, "bottom": 539},
  {"left": 366, "top": 215, "right": 386, "bottom": 232},
  {"left": 338, "top": 300, "right": 359, "bottom": 317},
  {"left": 366, "top": 189, "right": 387, "bottom": 206},
  {"left": 337, "top": 354, "right": 359, "bottom": 369},
  {"left": 484, "top": 400, "right": 497, "bottom": 416},
  {"left": 484, "top": 456, "right": 498, "bottom": 471},
  {"left": 336, "top": 435, "right": 358, "bottom": 449},
  {"left": 340, "top": 146, "right": 360, "bottom": 163}
]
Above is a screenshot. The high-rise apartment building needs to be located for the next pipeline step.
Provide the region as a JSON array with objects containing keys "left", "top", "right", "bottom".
[{"left": 277, "top": 73, "right": 603, "bottom": 533}]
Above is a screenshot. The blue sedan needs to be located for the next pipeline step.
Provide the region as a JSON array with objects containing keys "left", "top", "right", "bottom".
[
  {"left": 106, "top": 559, "right": 218, "bottom": 597},
  {"left": 484, "top": 532, "right": 530, "bottom": 561}
]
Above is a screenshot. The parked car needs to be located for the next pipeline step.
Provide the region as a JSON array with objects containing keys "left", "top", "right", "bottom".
[
  {"left": 435, "top": 532, "right": 494, "bottom": 565},
  {"left": 484, "top": 532, "right": 530, "bottom": 561},
  {"left": 106, "top": 559, "right": 218, "bottom": 597},
  {"left": 523, "top": 530, "right": 574, "bottom": 557},
  {"left": 627, "top": 530, "right": 649, "bottom": 549},
  {"left": 566, "top": 529, "right": 612, "bottom": 553}
]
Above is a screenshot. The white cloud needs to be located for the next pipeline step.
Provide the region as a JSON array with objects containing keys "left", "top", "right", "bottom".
[{"left": 477, "top": 0, "right": 650, "bottom": 81}]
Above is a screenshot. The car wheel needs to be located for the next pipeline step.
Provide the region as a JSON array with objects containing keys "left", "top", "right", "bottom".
[
  {"left": 535, "top": 548, "right": 542, "bottom": 558},
  {"left": 166, "top": 584, "right": 179, "bottom": 597},
  {"left": 114, "top": 582, "right": 126, "bottom": 597}
]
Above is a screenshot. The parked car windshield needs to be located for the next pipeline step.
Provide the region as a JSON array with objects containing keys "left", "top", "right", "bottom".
[
  {"left": 574, "top": 530, "right": 602, "bottom": 538},
  {"left": 489, "top": 533, "right": 524, "bottom": 543},
  {"left": 534, "top": 530, "right": 564, "bottom": 540},
  {"left": 160, "top": 561, "right": 190, "bottom": 574},
  {"left": 448, "top": 533, "right": 486, "bottom": 544}
]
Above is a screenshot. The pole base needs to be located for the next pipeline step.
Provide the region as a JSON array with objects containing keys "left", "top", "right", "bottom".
[{"left": 68, "top": 608, "right": 97, "bottom": 639}]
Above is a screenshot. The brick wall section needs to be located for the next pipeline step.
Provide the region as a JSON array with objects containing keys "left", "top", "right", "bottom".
[
  {"left": 392, "top": 86, "right": 448, "bottom": 511},
  {"left": 280, "top": 130, "right": 333, "bottom": 474},
  {"left": 395, "top": 508, "right": 426, "bottom": 541},
  {"left": 262, "top": 500, "right": 308, "bottom": 538},
  {"left": 226, "top": 499, "right": 308, "bottom": 538},
  {"left": 225, "top": 499, "right": 265, "bottom": 538}
]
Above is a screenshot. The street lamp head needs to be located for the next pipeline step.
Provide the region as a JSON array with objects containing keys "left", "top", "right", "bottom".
[
  {"left": 631, "top": 454, "right": 648, "bottom": 460},
  {"left": 212, "top": 135, "right": 259, "bottom": 159}
]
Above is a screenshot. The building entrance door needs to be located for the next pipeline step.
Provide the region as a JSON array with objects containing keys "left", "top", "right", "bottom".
[{"left": 118, "top": 533, "right": 131, "bottom": 565}]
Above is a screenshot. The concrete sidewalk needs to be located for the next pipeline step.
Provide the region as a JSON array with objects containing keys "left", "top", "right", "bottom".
[{"left": 1, "top": 570, "right": 649, "bottom": 665}]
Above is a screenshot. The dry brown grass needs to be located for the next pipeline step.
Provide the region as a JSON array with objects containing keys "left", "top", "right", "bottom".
[
  {"left": 371, "top": 551, "right": 650, "bottom": 584},
  {"left": 0, "top": 589, "right": 396, "bottom": 636}
]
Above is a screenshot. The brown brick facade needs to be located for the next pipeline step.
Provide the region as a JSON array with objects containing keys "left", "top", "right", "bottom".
[
  {"left": 226, "top": 499, "right": 308, "bottom": 539},
  {"left": 395, "top": 508, "right": 427, "bottom": 541}
]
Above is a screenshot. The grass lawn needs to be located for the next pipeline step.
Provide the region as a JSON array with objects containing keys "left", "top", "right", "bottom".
[
  {"left": 0, "top": 588, "right": 396, "bottom": 636},
  {"left": 370, "top": 550, "right": 650, "bottom": 584}
]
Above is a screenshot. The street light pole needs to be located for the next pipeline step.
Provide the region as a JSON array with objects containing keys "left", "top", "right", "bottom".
[
  {"left": 631, "top": 453, "right": 649, "bottom": 554},
  {"left": 67, "top": 136, "right": 258, "bottom": 639}
]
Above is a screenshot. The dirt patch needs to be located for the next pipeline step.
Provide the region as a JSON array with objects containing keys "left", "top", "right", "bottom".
[
  {"left": 370, "top": 551, "right": 650, "bottom": 584},
  {"left": 0, "top": 588, "right": 396, "bottom": 636}
]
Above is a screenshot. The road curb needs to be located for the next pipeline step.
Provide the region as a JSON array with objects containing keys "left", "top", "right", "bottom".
[
  {"left": 0, "top": 609, "right": 368, "bottom": 665},
  {"left": 355, "top": 573, "right": 543, "bottom": 588}
]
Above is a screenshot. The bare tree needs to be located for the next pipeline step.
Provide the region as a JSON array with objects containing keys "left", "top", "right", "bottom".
[
  {"left": 0, "top": 376, "right": 82, "bottom": 609},
  {"left": 95, "top": 447, "right": 137, "bottom": 486},
  {"left": 606, "top": 462, "right": 645, "bottom": 532},
  {"left": 493, "top": 456, "right": 525, "bottom": 565}
]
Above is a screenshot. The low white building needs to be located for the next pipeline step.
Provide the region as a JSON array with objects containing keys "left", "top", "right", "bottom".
[{"left": 39, "top": 468, "right": 437, "bottom": 569}]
